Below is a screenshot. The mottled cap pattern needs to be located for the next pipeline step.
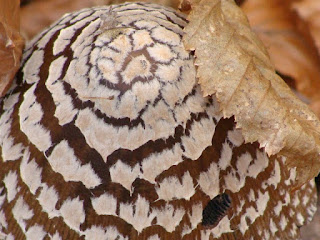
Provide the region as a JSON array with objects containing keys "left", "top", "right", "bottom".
[{"left": 0, "top": 2, "right": 317, "bottom": 240}]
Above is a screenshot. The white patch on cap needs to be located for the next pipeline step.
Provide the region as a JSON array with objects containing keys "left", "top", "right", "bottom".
[
  {"left": 36, "top": 25, "right": 63, "bottom": 49},
  {"left": 69, "top": 8, "right": 93, "bottom": 24},
  {"left": 23, "top": 50, "right": 44, "bottom": 84},
  {"left": 269, "top": 219, "right": 277, "bottom": 235},
  {"left": 274, "top": 201, "right": 282, "bottom": 216},
  {"left": 3, "top": 93, "right": 20, "bottom": 110},
  {"left": 3, "top": 171, "right": 18, "bottom": 202},
  {"left": 26, "top": 225, "right": 46, "bottom": 240},
  {"left": 94, "top": 40, "right": 122, "bottom": 69},
  {"left": 248, "top": 189, "right": 255, "bottom": 202},
  {"left": 200, "top": 216, "right": 232, "bottom": 239},
  {"left": 20, "top": 150, "right": 42, "bottom": 194},
  {"left": 284, "top": 192, "right": 291, "bottom": 205},
  {"left": 285, "top": 168, "right": 297, "bottom": 186},
  {"left": 227, "top": 128, "right": 244, "bottom": 147},
  {"left": 291, "top": 192, "right": 300, "bottom": 208},
  {"left": 141, "top": 100, "right": 176, "bottom": 138},
  {"left": 132, "top": 30, "right": 153, "bottom": 51},
  {"left": 1, "top": 135, "right": 24, "bottom": 162},
  {"left": 109, "top": 34, "right": 132, "bottom": 53},
  {"left": 134, "top": 20, "right": 158, "bottom": 30},
  {"left": 174, "top": 105, "right": 190, "bottom": 127},
  {"left": 189, "top": 203, "right": 203, "bottom": 229},
  {"left": 156, "top": 171, "right": 195, "bottom": 201},
  {"left": 37, "top": 184, "right": 60, "bottom": 218},
  {"left": 147, "top": 235, "right": 160, "bottom": 240},
  {"left": 116, "top": 90, "right": 141, "bottom": 119},
  {"left": 53, "top": 21, "right": 84, "bottom": 56},
  {"left": 185, "top": 91, "right": 207, "bottom": 114},
  {"left": 0, "top": 189, "right": 5, "bottom": 208},
  {"left": 92, "top": 193, "right": 117, "bottom": 216},
  {"left": 211, "top": 215, "right": 232, "bottom": 238},
  {"left": 147, "top": 43, "right": 176, "bottom": 63},
  {"left": 19, "top": 85, "right": 52, "bottom": 152},
  {"left": 200, "top": 230, "right": 211, "bottom": 240},
  {"left": 121, "top": 55, "right": 152, "bottom": 84},
  {"left": 263, "top": 230, "right": 270, "bottom": 239},
  {"left": 72, "top": 18, "right": 100, "bottom": 55},
  {"left": 307, "top": 203, "right": 317, "bottom": 220},
  {"left": 141, "top": 144, "right": 183, "bottom": 183},
  {"left": 0, "top": 211, "right": 7, "bottom": 230},
  {"left": 0, "top": 96, "right": 23, "bottom": 162},
  {"left": 175, "top": 92, "right": 206, "bottom": 127},
  {"left": 151, "top": 26, "right": 180, "bottom": 46},
  {"left": 256, "top": 191, "right": 270, "bottom": 215},
  {"left": 181, "top": 118, "right": 215, "bottom": 160},
  {"left": 85, "top": 226, "right": 128, "bottom": 240},
  {"left": 119, "top": 195, "right": 155, "bottom": 232},
  {"left": 156, "top": 60, "right": 182, "bottom": 83},
  {"left": 302, "top": 194, "right": 310, "bottom": 206},
  {"left": 153, "top": 204, "right": 184, "bottom": 232},
  {"left": 279, "top": 214, "right": 287, "bottom": 231},
  {"left": 54, "top": 85, "right": 78, "bottom": 125},
  {"left": 262, "top": 160, "right": 281, "bottom": 190},
  {"left": 236, "top": 152, "right": 253, "bottom": 177},
  {"left": 224, "top": 168, "right": 245, "bottom": 193},
  {"left": 236, "top": 199, "right": 245, "bottom": 214},
  {"left": 46, "top": 56, "right": 78, "bottom": 125},
  {"left": 12, "top": 197, "right": 34, "bottom": 231},
  {"left": 289, "top": 225, "right": 298, "bottom": 237},
  {"left": 48, "top": 140, "right": 101, "bottom": 188},
  {"left": 60, "top": 197, "right": 85, "bottom": 231},
  {"left": 0, "top": 110, "right": 12, "bottom": 143},
  {"left": 296, "top": 213, "right": 304, "bottom": 226},
  {"left": 239, "top": 212, "right": 250, "bottom": 234},
  {"left": 247, "top": 150, "right": 269, "bottom": 178},
  {"left": 219, "top": 142, "right": 232, "bottom": 170},
  {"left": 109, "top": 161, "right": 140, "bottom": 192},
  {"left": 198, "top": 162, "right": 220, "bottom": 198},
  {"left": 131, "top": 80, "right": 161, "bottom": 111},
  {"left": 96, "top": 58, "right": 118, "bottom": 84},
  {"left": 64, "top": 59, "right": 89, "bottom": 97},
  {"left": 239, "top": 191, "right": 270, "bottom": 234},
  {"left": 52, "top": 26, "right": 74, "bottom": 56},
  {"left": 76, "top": 109, "right": 138, "bottom": 159},
  {"left": 76, "top": 108, "right": 171, "bottom": 161},
  {"left": 181, "top": 225, "right": 192, "bottom": 237},
  {"left": 3, "top": 233, "right": 13, "bottom": 240},
  {"left": 50, "top": 232, "right": 62, "bottom": 240},
  {"left": 289, "top": 208, "right": 294, "bottom": 217}
]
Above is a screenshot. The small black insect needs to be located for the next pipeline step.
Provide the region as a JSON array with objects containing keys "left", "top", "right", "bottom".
[{"left": 202, "top": 193, "right": 232, "bottom": 228}]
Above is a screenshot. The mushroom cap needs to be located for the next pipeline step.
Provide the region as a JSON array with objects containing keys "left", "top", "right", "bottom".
[{"left": 0, "top": 2, "right": 317, "bottom": 240}]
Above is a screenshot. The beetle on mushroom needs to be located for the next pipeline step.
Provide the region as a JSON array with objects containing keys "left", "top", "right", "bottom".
[{"left": 0, "top": 2, "right": 317, "bottom": 240}]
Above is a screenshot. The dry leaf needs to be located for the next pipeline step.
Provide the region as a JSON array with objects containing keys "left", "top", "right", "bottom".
[
  {"left": 20, "top": 0, "right": 180, "bottom": 40},
  {"left": 293, "top": 0, "right": 320, "bottom": 54},
  {"left": 291, "top": 0, "right": 320, "bottom": 114},
  {"left": 183, "top": 0, "right": 320, "bottom": 186},
  {"left": 242, "top": 0, "right": 320, "bottom": 117},
  {"left": 0, "top": 0, "right": 24, "bottom": 97}
]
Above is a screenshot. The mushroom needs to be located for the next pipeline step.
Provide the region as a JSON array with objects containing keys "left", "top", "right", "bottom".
[{"left": 0, "top": 2, "right": 317, "bottom": 240}]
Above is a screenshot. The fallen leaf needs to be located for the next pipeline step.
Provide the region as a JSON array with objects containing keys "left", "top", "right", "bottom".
[
  {"left": 183, "top": 0, "right": 320, "bottom": 186},
  {"left": 291, "top": 0, "right": 320, "bottom": 115},
  {"left": 20, "top": 0, "right": 180, "bottom": 40},
  {"left": 242, "top": 0, "right": 320, "bottom": 117},
  {"left": 292, "top": 0, "right": 320, "bottom": 53},
  {"left": 0, "top": 0, "right": 24, "bottom": 97}
]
